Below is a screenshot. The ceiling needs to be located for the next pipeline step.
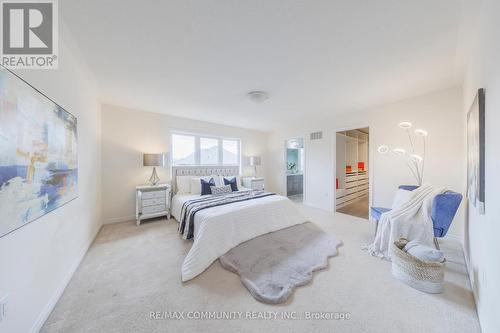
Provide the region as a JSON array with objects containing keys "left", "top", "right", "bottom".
[{"left": 61, "top": 0, "right": 468, "bottom": 131}]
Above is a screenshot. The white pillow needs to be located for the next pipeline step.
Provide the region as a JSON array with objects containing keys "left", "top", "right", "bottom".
[
  {"left": 391, "top": 189, "right": 414, "bottom": 209},
  {"left": 190, "top": 175, "right": 220, "bottom": 194},
  {"left": 190, "top": 177, "right": 202, "bottom": 194},
  {"left": 212, "top": 175, "right": 223, "bottom": 187},
  {"left": 176, "top": 176, "right": 191, "bottom": 194}
]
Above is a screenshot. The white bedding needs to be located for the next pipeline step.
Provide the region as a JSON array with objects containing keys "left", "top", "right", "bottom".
[
  {"left": 171, "top": 187, "right": 251, "bottom": 221},
  {"left": 172, "top": 190, "right": 307, "bottom": 281}
]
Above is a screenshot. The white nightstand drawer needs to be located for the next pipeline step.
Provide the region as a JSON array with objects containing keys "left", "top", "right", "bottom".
[
  {"left": 242, "top": 177, "right": 265, "bottom": 191},
  {"left": 251, "top": 180, "right": 264, "bottom": 190},
  {"left": 142, "top": 190, "right": 166, "bottom": 200},
  {"left": 142, "top": 198, "right": 164, "bottom": 207},
  {"left": 142, "top": 204, "right": 166, "bottom": 215},
  {"left": 136, "top": 183, "right": 171, "bottom": 226}
]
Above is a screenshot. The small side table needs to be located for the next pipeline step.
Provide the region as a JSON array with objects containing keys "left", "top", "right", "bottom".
[
  {"left": 242, "top": 177, "right": 265, "bottom": 191},
  {"left": 135, "top": 183, "right": 171, "bottom": 226}
]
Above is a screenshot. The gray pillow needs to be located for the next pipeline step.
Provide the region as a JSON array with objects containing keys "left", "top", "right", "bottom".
[{"left": 210, "top": 185, "right": 233, "bottom": 195}]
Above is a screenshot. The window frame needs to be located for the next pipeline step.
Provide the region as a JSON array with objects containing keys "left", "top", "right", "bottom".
[{"left": 170, "top": 130, "right": 241, "bottom": 167}]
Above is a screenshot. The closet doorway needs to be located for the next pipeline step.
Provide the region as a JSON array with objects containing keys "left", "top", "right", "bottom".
[
  {"left": 335, "top": 128, "right": 369, "bottom": 219},
  {"left": 285, "top": 137, "right": 304, "bottom": 203}
]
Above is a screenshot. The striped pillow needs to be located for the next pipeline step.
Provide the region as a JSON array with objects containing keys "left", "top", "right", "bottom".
[{"left": 210, "top": 185, "right": 233, "bottom": 195}]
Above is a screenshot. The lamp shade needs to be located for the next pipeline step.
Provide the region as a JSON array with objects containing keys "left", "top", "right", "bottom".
[
  {"left": 249, "top": 156, "right": 261, "bottom": 166},
  {"left": 143, "top": 153, "right": 165, "bottom": 167}
]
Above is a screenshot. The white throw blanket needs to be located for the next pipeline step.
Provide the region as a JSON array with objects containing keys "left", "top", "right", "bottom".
[{"left": 366, "top": 184, "right": 447, "bottom": 259}]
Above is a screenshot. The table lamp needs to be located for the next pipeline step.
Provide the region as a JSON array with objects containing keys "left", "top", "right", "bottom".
[
  {"left": 143, "top": 153, "right": 166, "bottom": 185},
  {"left": 249, "top": 156, "right": 261, "bottom": 178}
]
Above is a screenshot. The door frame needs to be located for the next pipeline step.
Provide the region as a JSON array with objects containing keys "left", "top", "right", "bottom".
[
  {"left": 332, "top": 124, "right": 372, "bottom": 218},
  {"left": 284, "top": 136, "right": 306, "bottom": 202}
]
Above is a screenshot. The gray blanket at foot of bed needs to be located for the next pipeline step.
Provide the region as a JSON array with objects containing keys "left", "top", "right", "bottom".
[{"left": 219, "top": 222, "right": 342, "bottom": 304}]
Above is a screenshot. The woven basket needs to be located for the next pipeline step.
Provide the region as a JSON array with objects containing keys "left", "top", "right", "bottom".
[{"left": 391, "top": 238, "right": 445, "bottom": 294}]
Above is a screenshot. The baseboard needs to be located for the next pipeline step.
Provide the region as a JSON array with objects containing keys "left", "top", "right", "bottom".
[
  {"left": 463, "top": 247, "right": 473, "bottom": 283},
  {"left": 30, "top": 223, "right": 102, "bottom": 333},
  {"left": 453, "top": 232, "right": 481, "bottom": 333},
  {"left": 103, "top": 215, "right": 135, "bottom": 224},
  {"left": 461, "top": 240, "right": 478, "bottom": 303}
]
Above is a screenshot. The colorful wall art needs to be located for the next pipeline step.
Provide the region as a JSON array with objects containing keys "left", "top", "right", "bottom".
[{"left": 0, "top": 67, "right": 78, "bottom": 237}]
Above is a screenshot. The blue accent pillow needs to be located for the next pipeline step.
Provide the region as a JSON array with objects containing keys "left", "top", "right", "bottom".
[
  {"left": 224, "top": 177, "right": 238, "bottom": 192},
  {"left": 200, "top": 178, "right": 216, "bottom": 195}
]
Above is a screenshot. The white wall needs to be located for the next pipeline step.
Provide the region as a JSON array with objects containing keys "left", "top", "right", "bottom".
[
  {"left": 462, "top": 0, "right": 500, "bottom": 331},
  {"left": 101, "top": 104, "right": 270, "bottom": 224},
  {"left": 0, "top": 30, "right": 102, "bottom": 332},
  {"left": 268, "top": 87, "right": 465, "bottom": 237}
]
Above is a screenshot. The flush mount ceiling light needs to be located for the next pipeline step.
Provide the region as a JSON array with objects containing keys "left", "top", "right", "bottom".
[
  {"left": 414, "top": 129, "right": 428, "bottom": 137},
  {"left": 393, "top": 148, "right": 406, "bottom": 155},
  {"left": 398, "top": 121, "right": 413, "bottom": 129},
  {"left": 377, "top": 145, "right": 389, "bottom": 154},
  {"left": 248, "top": 91, "right": 269, "bottom": 103}
]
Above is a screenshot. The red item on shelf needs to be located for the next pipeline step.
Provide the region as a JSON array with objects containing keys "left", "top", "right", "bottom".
[
  {"left": 336, "top": 178, "right": 339, "bottom": 189},
  {"left": 358, "top": 162, "right": 365, "bottom": 171},
  {"left": 346, "top": 165, "right": 352, "bottom": 173}
]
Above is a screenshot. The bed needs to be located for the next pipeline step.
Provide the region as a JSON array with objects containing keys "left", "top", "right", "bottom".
[{"left": 171, "top": 166, "right": 307, "bottom": 281}]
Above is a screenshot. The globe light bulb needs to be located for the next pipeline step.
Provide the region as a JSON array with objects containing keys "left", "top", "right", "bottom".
[
  {"left": 410, "top": 154, "right": 423, "bottom": 162},
  {"left": 377, "top": 145, "right": 389, "bottom": 154},
  {"left": 393, "top": 148, "right": 406, "bottom": 155},
  {"left": 398, "top": 122, "right": 412, "bottom": 129},
  {"left": 414, "top": 129, "right": 428, "bottom": 137}
]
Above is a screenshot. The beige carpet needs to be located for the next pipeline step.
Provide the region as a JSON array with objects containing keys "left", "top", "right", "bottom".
[{"left": 41, "top": 204, "right": 480, "bottom": 333}]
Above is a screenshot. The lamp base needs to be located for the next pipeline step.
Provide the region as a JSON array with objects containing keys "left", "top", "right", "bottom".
[{"left": 149, "top": 167, "right": 160, "bottom": 186}]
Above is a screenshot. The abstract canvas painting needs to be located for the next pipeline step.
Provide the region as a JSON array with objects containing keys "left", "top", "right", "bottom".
[
  {"left": 0, "top": 67, "right": 78, "bottom": 237},
  {"left": 466, "top": 88, "right": 485, "bottom": 215}
]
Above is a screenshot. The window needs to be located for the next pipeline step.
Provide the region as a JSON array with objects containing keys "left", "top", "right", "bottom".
[
  {"left": 222, "top": 139, "right": 238, "bottom": 165},
  {"left": 171, "top": 132, "right": 240, "bottom": 166},
  {"left": 200, "top": 137, "right": 219, "bottom": 165},
  {"left": 172, "top": 134, "right": 195, "bottom": 165}
]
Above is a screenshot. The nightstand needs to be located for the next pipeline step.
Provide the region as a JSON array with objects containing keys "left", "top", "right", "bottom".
[
  {"left": 135, "top": 183, "right": 171, "bottom": 226},
  {"left": 242, "top": 177, "right": 265, "bottom": 191}
]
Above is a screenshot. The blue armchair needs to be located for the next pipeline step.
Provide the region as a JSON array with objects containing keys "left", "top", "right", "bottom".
[{"left": 370, "top": 185, "right": 462, "bottom": 248}]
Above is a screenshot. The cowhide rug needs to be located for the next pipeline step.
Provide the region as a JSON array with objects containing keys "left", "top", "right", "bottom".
[{"left": 219, "top": 222, "right": 342, "bottom": 304}]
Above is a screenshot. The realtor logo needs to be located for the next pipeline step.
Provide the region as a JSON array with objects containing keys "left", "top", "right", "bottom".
[{"left": 1, "top": 0, "right": 58, "bottom": 69}]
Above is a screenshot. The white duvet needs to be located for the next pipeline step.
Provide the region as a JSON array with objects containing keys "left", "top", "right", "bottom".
[{"left": 172, "top": 192, "right": 307, "bottom": 281}]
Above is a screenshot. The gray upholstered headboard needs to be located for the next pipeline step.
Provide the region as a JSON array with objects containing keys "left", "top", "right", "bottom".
[{"left": 171, "top": 166, "right": 240, "bottom": 193}]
